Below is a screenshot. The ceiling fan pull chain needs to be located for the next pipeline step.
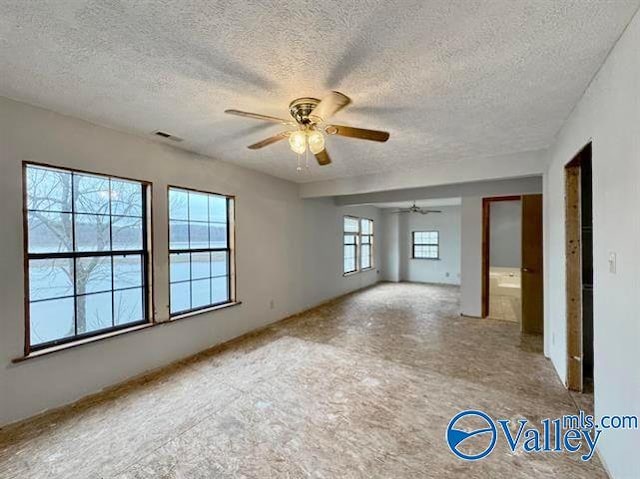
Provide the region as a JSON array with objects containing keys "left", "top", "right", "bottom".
[{"left": 296, "top": 153, "right": 302, "bottom": 172}]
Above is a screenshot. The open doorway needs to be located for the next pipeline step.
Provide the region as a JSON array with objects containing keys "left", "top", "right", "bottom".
[
  {"left": 487, "top": 198, "right": 522, "bottom": 323},
  {"left": 565, "top": 143, "right": 594, "bottom": 393},
  {"left": 482, "top": 194, "right": 543, "bottom": 334}
]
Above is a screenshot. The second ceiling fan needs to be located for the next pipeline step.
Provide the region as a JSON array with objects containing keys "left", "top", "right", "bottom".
[
  {"left": 392, "top": 202, "right": 442, "bottom": 215},
  {"left": 225, "top": 91, "right": 390, "bottom": 166}
]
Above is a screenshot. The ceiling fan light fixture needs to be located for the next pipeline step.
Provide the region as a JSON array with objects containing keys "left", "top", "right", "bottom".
[
  {"left": 308, "top": 130, "right": 325, "bottom": 154},
  {"left": 288, "top": 130, "right": 307, "bottom": 154}
]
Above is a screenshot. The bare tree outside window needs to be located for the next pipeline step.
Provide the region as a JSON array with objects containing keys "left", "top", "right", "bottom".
[{"left": 25, "top": 164, "right": 150, "bottom": 349}]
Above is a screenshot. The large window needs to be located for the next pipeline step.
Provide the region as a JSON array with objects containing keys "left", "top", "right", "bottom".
[
  {"left": 24, "top": 164, "right": 150, "bottom": 351},
  {"left": 343, "top": 216, "right": 374, "bottom": 274},
  {"left": 360, "top": 218, "right": 374, "bottom": 270},
  {"left": 168, "top": 187, "right": 234, "bottom": 316},
  {"left": 412, "top": 231, "right": 439, "bottom": 259}
]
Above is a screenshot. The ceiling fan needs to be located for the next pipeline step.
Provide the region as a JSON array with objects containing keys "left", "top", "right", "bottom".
[
  {"left": 392, "top": 202, "right": 442, "bottom": 215},
  {"left": 224, "top": 91, "right": 390, "bottom": 167}
]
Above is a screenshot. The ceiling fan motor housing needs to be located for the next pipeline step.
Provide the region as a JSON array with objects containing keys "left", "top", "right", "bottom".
[{"left": 289, "top": 97, "right": 320, "bottom": 124}]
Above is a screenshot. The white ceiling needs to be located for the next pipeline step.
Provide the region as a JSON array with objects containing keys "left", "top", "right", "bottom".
[
  {"left": 369, "top": 198, "right": 462, "bottom": 209},
  {"left": 0, "top": 1, "right": 638, "bottom": 183}
]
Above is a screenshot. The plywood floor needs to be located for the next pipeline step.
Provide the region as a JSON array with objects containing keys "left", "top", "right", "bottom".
[{"left": 0, "top": 283, "right": 606, "bottom": 478}]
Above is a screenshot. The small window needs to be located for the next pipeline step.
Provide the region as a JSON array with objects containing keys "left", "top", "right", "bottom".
[
  {"left": 412, "top": 231, "right": 439, "bottom": 259},
  {"left": 24, "top": 164, "right": 151, "bottom": 351},
  {"left": 360, "top": 218, "right": 374, "bottom": 270},
  {"left": 168, "top": 187, "right": 234, "bottom": 316}
]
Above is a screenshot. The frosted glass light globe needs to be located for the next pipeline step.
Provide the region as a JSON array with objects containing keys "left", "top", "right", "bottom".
[
  {"left": 308, "top": 130, "right": 325, "bottom": 154},
  {"left": 288, "top": 130, "right": 307, "bottom": 154}
]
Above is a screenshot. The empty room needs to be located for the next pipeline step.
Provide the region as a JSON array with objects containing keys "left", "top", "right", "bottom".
[{"left": 1, "top": 2, "right": 639, "bottom": 478}]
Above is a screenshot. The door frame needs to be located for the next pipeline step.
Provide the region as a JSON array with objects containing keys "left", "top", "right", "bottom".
[
  {"left": 564, "top": 142, "right": 592, "bottom": 392},
  {"left": 481, "top": 195, "right": 522, "bottom": 318}
]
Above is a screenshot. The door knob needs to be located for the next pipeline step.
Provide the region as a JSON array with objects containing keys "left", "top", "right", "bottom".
[{"left": 522, "top": 268, "right": 532, "bottom": 273}]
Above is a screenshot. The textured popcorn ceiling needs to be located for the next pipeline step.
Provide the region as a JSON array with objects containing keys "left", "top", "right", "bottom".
[{"left": 0, "top": 1, "right": 638, "bottom": 183}]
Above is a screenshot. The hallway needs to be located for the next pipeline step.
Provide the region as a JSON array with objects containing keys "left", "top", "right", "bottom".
[{"left": 0, "top": 283, "right": 605, "bottom": 478}]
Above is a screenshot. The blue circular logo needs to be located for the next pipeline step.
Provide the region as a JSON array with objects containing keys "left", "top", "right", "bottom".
[{"left": 446, "top": 410, "right": 497, "bottom": 461}]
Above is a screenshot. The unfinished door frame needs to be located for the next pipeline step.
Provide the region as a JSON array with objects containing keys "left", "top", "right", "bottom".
[
  {"left": 481, "top": 195, "right": 522, "bottom": 318},
  {"left": 564, "top": 142, "right": 591, "bottom": 392}
]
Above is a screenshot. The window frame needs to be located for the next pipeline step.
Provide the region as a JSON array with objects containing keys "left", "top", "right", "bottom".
[
  {"left": 412, "top": 230, "right": 440, "bottom": 260},
  {"left": 360, "top": 218, "right": 374, "bottom": 271},
  {"left": 22, "top": 161, "right": 153, "bottom": 355},
  {"left": 167, "top": 185, "right": 236, "bottom": 318},
  {"left": 343, "top": 215, "right": 374, "bottom": 275},
  {"left": 343, "top": 215, "right": 359, "bottom": 275}
]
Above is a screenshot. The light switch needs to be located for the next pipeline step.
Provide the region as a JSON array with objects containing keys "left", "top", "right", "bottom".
[{"left": 608, "top": 252, "right": 616, "bottom": 274}]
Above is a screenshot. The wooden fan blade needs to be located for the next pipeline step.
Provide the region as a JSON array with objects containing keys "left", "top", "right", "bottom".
[
  {"left": 310, "top": 91, "right": 351, "bottom": 121},
  {"left": 314, "top": 148, "right": 332, "bottom": 166},
  {"left": 327, "top": 124, "right": 390, "bottom": 142},
  {"left": 247, "top": 131, "right": 290, "bottom": 150},
  {"left": 225, "top": 109, "right": 288, "bottom": 124}
]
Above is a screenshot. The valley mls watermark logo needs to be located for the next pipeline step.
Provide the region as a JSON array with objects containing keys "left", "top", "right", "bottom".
[
  {"left": 446, "top": 409, "right": 639, "bottom": 462},
  {"left": 446, "top": 410, "right": 497, "bottom": 460}
]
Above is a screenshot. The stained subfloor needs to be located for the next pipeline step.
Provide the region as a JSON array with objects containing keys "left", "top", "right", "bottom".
[{"left": 0, "top": 283, "right": 607, "bottom": 478}]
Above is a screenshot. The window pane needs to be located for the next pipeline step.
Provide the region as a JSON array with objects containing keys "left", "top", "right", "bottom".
[
  {"left": 114, "top": 255, "right": 142, "bottom": 289},
  {"left": 191, "top": 279, "right": 210, "bottom": 308},
  {"left": 112, "top": 216, "right": 142, "bottom": 250},
  {"left": 361, "top": 219, "right": 372, "bottom": 235},
  {"left": 78, "top": 291, "right": 112, "bottom": 334},
  {"left": 209, "top": 223, "right": 227, "bottom": 248},
  {"left": 211, "top": 276, "right": 229, "bottom": 304},
  {"left": 169, "top": 189, "right": 189, "bottom": 220},
  {"left": 29, "top": 258, "right": 74, "bottom": 301},
  {"left": 111, "top": 179, "right": 142, "bottom": 217},
  {"left": 26, "top": 166, "right": 72, "bottom": 212},
  {"left": 170, "top": 282, "right": 190, "bottom": 313},
  {"left": 189, "top": 222, "right": 209, "bottom": 249},
  {"left": 114, "top": 288, "right": 143, "bottom": 325},
  {"left": 76, "top": 256, "right": 112, "bottom": 294},
  {"left": 30, "top": 297, "right": 75, "bottom": 345},
  {"left": 74, "top": 174, "right": 110, "bottom": 215},
  {"left": 211, "top": 252, "right": 228, "bottom": 277},
  {"left": 362, "top": 245, "right": 371, "bottom": 268},
  {"left": 209, "top": 196, "right": 227, "bottom": 223},
  {"left": 344, "top": 217, "right": 359, "bottom": 233},
  {"left": 344, "top": 256, "right": 356, "bottom": 273},
  {"left": 344, "top": 234, "right": 357, "bottom": 245},
  {"left": 189, "top": 192, "right": 208, "bottom": 222},
  {"left": 28, "top": 211, "right": 73, "bottom": 253},
  {"left": 191, "top": 252, "right": 210, "bottom": 280},
  {"left": 75, "top": 214, "right": 111, "bottom": 252},
  {"left": 170, "top": 220, "right": 189, "bottom": 250},
  {"left": 170, "top": 253, "right": 190, "bottom": 283}
]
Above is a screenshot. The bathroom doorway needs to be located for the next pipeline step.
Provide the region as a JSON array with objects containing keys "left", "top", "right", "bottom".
[
  {"left": 485, "top": 197, "right": 522, "bottom": 323},
  {"left": 481, "top": 194, "right": 544, "bottom": 333}
]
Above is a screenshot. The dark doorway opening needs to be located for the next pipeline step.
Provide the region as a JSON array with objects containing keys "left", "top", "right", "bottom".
[{"left": 565, "top": 143, "right": 594, "bottom": 392}]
